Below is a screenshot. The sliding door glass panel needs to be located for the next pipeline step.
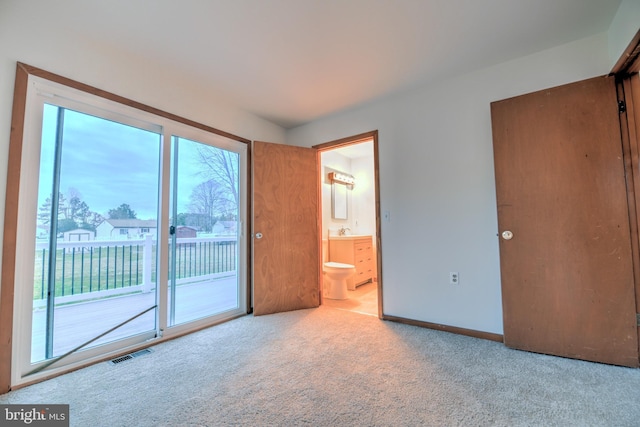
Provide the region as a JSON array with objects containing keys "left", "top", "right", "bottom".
[
  {"left": 31, "top": 104, "right": 160, "bottom": 363},
  {"left": 168, "top": 136, "right": 240, "bottom": 326}
]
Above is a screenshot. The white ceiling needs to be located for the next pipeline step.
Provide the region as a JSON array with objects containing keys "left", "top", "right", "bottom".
[
  {"left": 333, "top": 141, "right": 373, "bottom": 160},
  {"left": 28, "top": 0, "right": 621, "bottom": 128}
]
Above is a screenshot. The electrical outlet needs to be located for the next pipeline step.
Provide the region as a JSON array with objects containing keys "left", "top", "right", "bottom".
[{"left": 449, "top": 272, "right": 459, "bottom": 285}]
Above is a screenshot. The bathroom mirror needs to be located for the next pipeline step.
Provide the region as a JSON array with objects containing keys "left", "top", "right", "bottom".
[{"left": 332, "top": 182, "right": 348, "bottom": 219}]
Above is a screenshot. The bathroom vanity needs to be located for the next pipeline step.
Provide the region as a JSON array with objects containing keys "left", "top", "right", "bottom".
[{"left": 328, "top": 235, "right": 374, "bottom": 290}]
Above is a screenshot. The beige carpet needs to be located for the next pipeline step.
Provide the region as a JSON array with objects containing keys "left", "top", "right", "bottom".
[{"left": 1, "top": 306, "right": 639, "bottom": 426}]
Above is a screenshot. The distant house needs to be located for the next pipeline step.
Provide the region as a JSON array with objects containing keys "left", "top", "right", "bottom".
[
  {"left": 96, "top": 219, "right": 157, "bottom": 240},
  {"left": 63, "top": 228, "right": 94, "bottom": 241},
  {"left": 176, "top": 226, "right": 197, "bottom": 238},
  {"left": 211, "top": 221, "right": 237, "bottom": 236}
]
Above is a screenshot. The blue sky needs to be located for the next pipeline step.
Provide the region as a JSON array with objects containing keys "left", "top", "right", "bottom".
[{"left": 37, "top": 104, "right": 212, "bottom": 222}]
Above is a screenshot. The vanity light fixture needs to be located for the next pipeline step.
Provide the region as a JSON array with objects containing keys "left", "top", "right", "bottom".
[{"left": 329, "top": 172, "right": 355, "bottom": 186}]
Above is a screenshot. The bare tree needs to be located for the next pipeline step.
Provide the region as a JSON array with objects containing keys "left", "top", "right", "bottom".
[
  {"left": 188, "top": 179, "right": 234, "bottom": 230},
  {"left": 66, "top": 187, "right": 82, "bottom": 201},
  {"left": 87, "top": 211, "right": 104, "bottom": 231},
  {"left": 196, "top": 146, "right": 239, "bottom": 208}
]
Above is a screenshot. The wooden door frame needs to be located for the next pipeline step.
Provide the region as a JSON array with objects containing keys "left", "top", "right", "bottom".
[
  {"left": 613, "top": 29, "right": 640, "bottom": 359},
  {"left": 313, "top": 130, "right": 384, "bottom": 318},
  {"left": 617, "top": 77, "right": 640, "bottom": 361}
]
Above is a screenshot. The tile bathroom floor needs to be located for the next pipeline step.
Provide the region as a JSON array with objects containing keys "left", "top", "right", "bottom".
[{"left": 322, "top": 281, "right": 378, "bottom": 316}]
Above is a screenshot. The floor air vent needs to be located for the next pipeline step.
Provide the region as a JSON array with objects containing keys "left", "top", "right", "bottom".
[
  {"left": 131, "top": 349, "right": 152, "bottom": 358},
  {"left": 109, "top": 348, "right": 152, "bottom": 365},
  {"left": 109, "top": 355, "right": 133, "bottom": 365}
]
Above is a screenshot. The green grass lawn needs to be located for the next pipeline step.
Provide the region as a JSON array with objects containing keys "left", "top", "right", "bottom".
[{"left": 33, "top": 241, "right": 237, "bottom": 300}]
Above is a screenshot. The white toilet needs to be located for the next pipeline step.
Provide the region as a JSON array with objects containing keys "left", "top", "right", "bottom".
[{"left": 323, "top": 262, "right": 356, "bottom": 300}]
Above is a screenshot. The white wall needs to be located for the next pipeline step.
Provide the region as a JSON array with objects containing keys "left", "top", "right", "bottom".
[
  {"left": 608, "top": 0, "right": 640, "bottom": 68},
  {"left": 287, "top": 32, "right": 612, "bottom": 334},
  {"left": 350, "top": 155, "right": 376, "bottom": 237}
]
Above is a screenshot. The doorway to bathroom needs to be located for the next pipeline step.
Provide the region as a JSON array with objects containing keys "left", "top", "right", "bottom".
[{"left": 313, "top": 131, "right": 382, "bottom": 317}]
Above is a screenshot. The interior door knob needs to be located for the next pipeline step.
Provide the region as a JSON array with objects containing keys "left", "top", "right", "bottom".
[
  {"left": 501, "top": 230, "right": 513, "bottom": 240},
  {"left": 255, "top": 232, "right": 263, "bottom": 239}
]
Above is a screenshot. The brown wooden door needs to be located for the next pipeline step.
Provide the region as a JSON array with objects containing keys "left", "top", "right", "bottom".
[
  {"left": 491, "top": 76, "right": 639, "bottom": 367},
  {"left": 628, "top": 73, "right": 640, "bottom": 352},
  {"left": 252, "top": 141, "right": 319, "bottom": 316}
]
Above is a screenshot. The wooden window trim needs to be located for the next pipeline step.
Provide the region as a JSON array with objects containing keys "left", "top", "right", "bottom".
[{"left": 0, "top": 63, "right": 251, "bottom": 393}]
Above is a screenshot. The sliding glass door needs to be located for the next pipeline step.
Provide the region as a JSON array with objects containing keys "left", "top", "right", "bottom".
[
  {"left": 168, "top": 136, "right": 242, "bottom": 326},
  {"left": 14, "top": 74, "right": 247, "bottom": 385},
  {"left": 31, "top": 104, "right": 160, "bottom": 364}
]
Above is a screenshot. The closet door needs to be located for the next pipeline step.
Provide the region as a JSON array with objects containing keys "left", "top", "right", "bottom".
[
  {"left": 491, "top": 76, "right": 639, "bottom": 367},
  {"left": 625, "top": 73, "right": 640, "bottom": 352}
]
